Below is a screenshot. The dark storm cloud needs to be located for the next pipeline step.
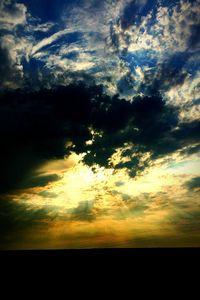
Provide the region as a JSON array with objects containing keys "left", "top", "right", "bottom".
[
  {"left": 0, "top": 82, "right": 200, "bottom": 194},
  {"left": 0, "top": 83, "right": 97, "bottom": 194},
  {"left": 77, "top": 93, "right": 200, "bottom": 177},
  {"left": 185, "top": 177, "right": 200, "bottom": 190},
  {"left": 82, "top": 94, "right": 180, "bottom": 175}
]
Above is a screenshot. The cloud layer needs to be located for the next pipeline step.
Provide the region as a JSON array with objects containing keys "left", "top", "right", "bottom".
[
  {"left": 0, "top": 83, "right": 199, "bottom": 194},
  {"left": 0, "top": 0, "right": 200, "bottom": 249}
]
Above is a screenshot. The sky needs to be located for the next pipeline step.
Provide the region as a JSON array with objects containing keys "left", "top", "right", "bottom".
[{"left": 0, "top": 0, "right": 200, "bottom": 249}]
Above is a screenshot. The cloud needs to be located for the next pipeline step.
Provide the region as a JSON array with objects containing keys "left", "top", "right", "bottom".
[
  {"left": 19, "top": 174, "right": 61, "bottom": 189},
  {"left": 81, "top": 94, "right": 179, "bottom": 174},
  {"left": 0, "top": 0, "right": 200, "bottom": 250},
  {"left": 0, "top": 196, "right": 51, "bottom": 249},
  {"left": 0, "top": 87, "right": 69, "bottom": 193},
  {"left": 0, "top": 41, "right": 22, "bottom": 88},
  {"left": 185, "top": 176, "right": 200, "bottom": 190},
  {"left": 0, "top": 33, "right": 33, "bottom": 89},
  {"left": 121, "top": 0, "right": 200, "bottom": 54},
  {"left": 1, "top": 82, "right": 199, "bottom": 196},
  {"left": 120, "top": 0, "right": 152, "bottom": 30},
  {"left": 0, "top": 0, "right": 27, "bottom": 30},
  {"left": 0, "top": 0, "right": 199, "bottom": 192},
  {"left": 0, "top": 32, "right": 34, "bottom": 89},
  {"left": 166, "top": 70, "right": 200, "bottom": 122},
  {"left": 15, "top": 0, "right": 133, "bottom": 92},
  {"left": 31, "top": 28, "right": 72, "bottom": 56},
  {"left": 101, "top": 0, "right": 200, "bottom": 97},
  {"left": 27, "top": 21, "right": 55, "bottom": 33},
  {"left": 0, "top": 0, "right": 199, "bottom": 97},
  {"left": 69, "top": 200, "right": 96, "bottom": 222}
]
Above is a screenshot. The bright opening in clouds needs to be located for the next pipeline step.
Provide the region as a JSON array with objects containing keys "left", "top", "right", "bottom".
[{"left": 0, "top": 0, "right": 200, "bottom": 249}]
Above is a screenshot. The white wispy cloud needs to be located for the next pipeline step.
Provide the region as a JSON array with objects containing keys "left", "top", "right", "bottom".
[{"left": 31, "top": 28, "right": 72, "bottom": 56}]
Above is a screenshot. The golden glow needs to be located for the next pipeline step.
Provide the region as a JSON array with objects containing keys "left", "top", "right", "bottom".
[{"left": 8, "top": 148, "right": 200, "bottom": 249}]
